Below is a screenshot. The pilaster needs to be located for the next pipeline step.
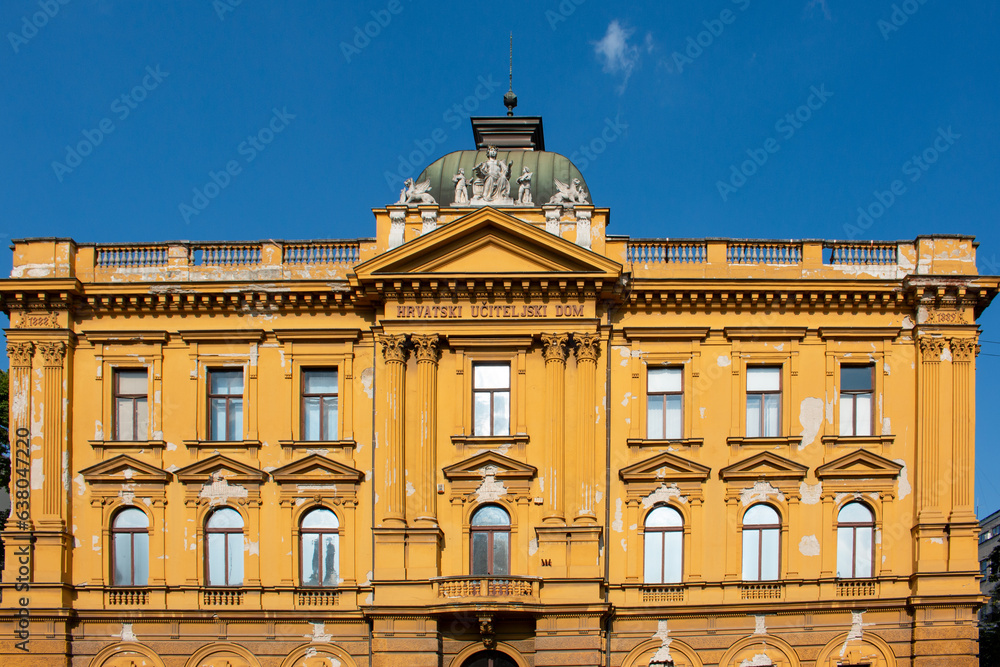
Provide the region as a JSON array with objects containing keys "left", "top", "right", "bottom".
[
  {"left": 574, "top": 334, "right": 599, "bottom": 524},
  {"left": 541, "top": 333, "right": 569, "bottom": 524},
  {"left": 412, "top": 334, "right": 440, "bottom": 527}
]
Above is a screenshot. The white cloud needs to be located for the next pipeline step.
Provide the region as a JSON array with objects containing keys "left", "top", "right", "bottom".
[{"left": 594, "top": 20, "right": 649, "bottom": 94}]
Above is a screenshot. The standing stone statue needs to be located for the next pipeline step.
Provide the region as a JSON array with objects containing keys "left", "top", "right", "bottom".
[
  {"left": 516, "top": 166, "right": 533, "bottom": 205},
  {"left": 471, "top": 146, "right": 513, "bottom": 206},
  {"left": 452, "top": 168, "right": 469, "bottom": 205}
]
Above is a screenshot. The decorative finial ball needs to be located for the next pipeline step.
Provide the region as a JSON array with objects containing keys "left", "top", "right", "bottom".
[{"left": 504, "top": 90, "right": 517, "bottom": 115}]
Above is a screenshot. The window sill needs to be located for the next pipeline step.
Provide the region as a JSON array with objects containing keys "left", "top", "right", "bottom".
[
  {"left": 727, "top": 435, "right": 801, "bottom": 448},
  {"left": 278, "top": 439, "right": 357, "bottom": 455},
  {"left": 627, "top": 438, "right": 703, "bottom": 449},
  {"left": 821, "top": 434, "right": 894, "bottom": 448},
  {"left": 90, "top": 439, "right": 166, "bottom": 451},
  {"left": 451, "top": 434, "right": 529, "bottom": 452},
  {"left": 184, "top": 439, "right": 261, "bottom": 450}
]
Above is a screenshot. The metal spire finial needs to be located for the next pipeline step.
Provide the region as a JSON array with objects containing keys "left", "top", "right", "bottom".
[{"left": 504, "top": 32, "right": 517, "bottom": 117}]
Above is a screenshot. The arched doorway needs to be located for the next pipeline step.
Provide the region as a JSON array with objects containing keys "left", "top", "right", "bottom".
[{"left": 461, "top": 650, "right": 519, "bottom": 667}]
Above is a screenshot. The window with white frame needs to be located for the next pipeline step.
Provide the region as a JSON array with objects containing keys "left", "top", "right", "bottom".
[
  {"left": 647, "top": 367, "right": 683, "bottom": 439},
  {"left": 840, "top": 365, "right": 874, "bottom": 436},
  {"left": 301, "top": 369, "right": 338, "bottom": 441},
  {"left": 746, "top": 367, "right": 781, "bottom": 437},
  {"left": 113, "top": 369, "right": 148, "bottom": 441},
  {"left": 643, "top": 505, "right": 683, "bottom": 583},
  {"left": 472, "top": 363, "right": 510, "bottom": 436},
  {"left": 300, "top": 507, "right": 339, "bottom": 587},
  {"left": 742, "top": 504, "right": 780, "bottom": 581},
  {"left": 205, "top": 507, "right": 244, "bottom": 586},
  {"left": 837, "top": 502, "right": 874, "bottom": 578},
  {"left": 111, "top": 508, "right": 149, "bottom": 586},
  {"left": 208, "top": 369, "right": 244, "bottom": 441}
]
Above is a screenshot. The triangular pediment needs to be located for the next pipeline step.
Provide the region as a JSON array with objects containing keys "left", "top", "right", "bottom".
[
  {"left": 720, "top": 452, "right": 808, "bottom": 482},
  {"left": 271, "top": 454, "right": 363, "bottom": 485},
  {"left": 442, "top": 450, "right": 537, "bottom": 481},
  {"left": 355, "top": 207, "right": 621, "bottom": 279},
  {"left": 79, "top": 455, "right": 170, "bottom": 485},
  {"left": 174, "top": 454, "right": 266, "bottom": 485},
  {"left": 619, "top": 451, "right": 711, "bottom": 484},
  {"left": 816, "top": 449, "right": 903, "bottom": 480}
]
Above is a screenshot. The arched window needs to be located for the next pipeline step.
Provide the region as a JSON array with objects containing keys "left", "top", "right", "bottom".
[
  {"left": 300, "top": 507, "right": 339, "bottom": 587},
  {"left": 111, "top": 508, "right": 149, "bottom": 586},
  {"left": 742, "top": 504, "right": 780, "bottom": 581},
  {"left": 471, "top": 505, "right": 510, "bottom": 576},
  {"left": 205, "top": 508, "right": 244, "bottom": 586},
  {"left": 837, "top": 502, "right": 874, "bottom": 578},
  {"left": 644, "top": 505, "right": 683, "bottom": 583}
]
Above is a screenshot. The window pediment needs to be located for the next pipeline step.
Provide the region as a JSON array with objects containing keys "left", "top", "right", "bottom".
[
  {"left": 719, "top": 451, "right": 808, "bottom": 482},
  {"left": 619, "top": 451, "right": 711, "bottom": 484},
  {"left": 271, "top": 453, "right": 364, "bottom": 486},
  {"left": 816, "top": 449, "right": 902, "bottom": 480},
  {"left": 174, "top": 454, "right": 266, "bottom": 486},
  {"left": 442, "top": 451, "right": 537, "bottom": 482},
  {"left": 79, "top": 454, "right": 170, "bottom": 486}
]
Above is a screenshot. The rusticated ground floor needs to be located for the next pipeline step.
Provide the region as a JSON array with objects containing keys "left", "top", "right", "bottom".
[{"left": 0, "top": 604, "right": 981, "bottom": 667}]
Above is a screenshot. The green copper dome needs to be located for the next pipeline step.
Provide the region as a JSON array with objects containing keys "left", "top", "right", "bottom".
[{"left": 417, "top": 149, "right": 589, "bottom": 207}]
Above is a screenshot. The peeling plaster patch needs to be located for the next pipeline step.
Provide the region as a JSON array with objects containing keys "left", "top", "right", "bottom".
[
  {"left": 405, "top": 481, "right": 416, "bottom": 497},
  {"left": 754, "top": 615, "right": 767, "bottom": 635},
  {"left": 594, "top": 489, "right": 604, "bottom": 506},
  {"left": 620, "top": 538, "right": 627, "bottom": 552},
  {"left": 115, "top": 623, "right": 137, "bottom": 642},
  {"left": 246, "top": 540, "right": 260, "bottom": 555},
  {"left": 199, "top": 474, "right": 249, "bottom": 505},
  {"left": 840, "top": 611, "right": 872, "bottom": 657},
  {"left": 528, "top": 538, "right": 539, "bottom": 556},
  {"left": 362, "top": 571, "right": 373, "bottom": 586},
  {"left": 875, "top": 528, "right": 882, "bottom": 545},
  {"left": 894, "top": 459, "right": 911, "bottom": 499},
  {"left": 94, "top": 420, "right": 104, "bottom": 440},
  {"left": 717, "top": 354, "right": 731, "bottom": 367},
  {"left": 74, "top": 473, "right": 86, "bottom": 496},
  {"left": 31, "top": 458, "right": 45, "bottom": 490},
  {"left": 882, "top": 417, "right": 891, "bottom": 433},
  {"left": 800, "top": 482, "right": 822, "bottom": 505},
  {"left": 612, "top": 498, "right": 624, "bottom": 532},
  {"left": 360, "top": 367, "right": 375, "bottom": 398},
  {"left": 699, "top": 407, "right": 706, "bottom": 419},
  {"left": 263, "top": 466, "right": 277, "bottom": 473},
  {"left": 614, "top": 345, "right": 631, "bottom": 367},
  {"left": 773, "top": 343, "right": 784, "bottom": 351},
  {"left": 799, "top": 535, "right": 821, "bottom": 557},
  {"left": 739, "top": 656, "right": 773, "bottom": 667},
  {"left": 930, "top": 537, "right": 944, "bottom": 544},
  {"left": 165, "top": 441, "right": 178, "bottom": 452},
  {"left": 152, "top": 430, "right": 163, "bottom": 441},
  {"left": 74, "top": 536, "right": 82, "bottom": 547},
  {"left": 166, "top": 464, "right": 179, "bottom": 473},
  {"left": 798, "top": 397, "right": 824, "bottom": 450},
  {"left": 642, "top": 483, "right": 687, "bottom": 508},
  {"left": 364, "top": 593, "right": 374, "bottom": 605},
  {"left": 941, "top": 345, "right": 952, "bottom": 362},
  {"left": 475, "top": 466, "right": 507, "bottom": 502},
  {"left": 92, "top": 535, "right": 101, "bottom": 553},
  {"left": 740, "top": 481, "right": 784, "bottom": 506},
  {"left": 307, "top": 622, "right": 332, "bottom": 643},
  {"left": 621, "top": 392, "right": 632, "bottom": 407},
  {"left": 651, "top": 620, "right": 672, "bottom": 663},
  {"left": 902, "top": 315, "right": 914, "bottom": 330},
  {"left": 123, "top": 468, "right": 134, "bottom": 479}
]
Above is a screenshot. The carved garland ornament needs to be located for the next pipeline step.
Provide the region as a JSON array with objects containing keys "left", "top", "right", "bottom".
[{"left": 7, "top": 342, "right": 35, "bottom": 368}]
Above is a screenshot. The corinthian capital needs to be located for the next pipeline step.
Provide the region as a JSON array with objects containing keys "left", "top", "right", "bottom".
[
  {"left": 412, "top": 334, "right": 440, "bottom": 363},
  {"left": 948, "top": 337, "right": 980, "bottom": 362},
  {"left": 918, "top": 336, "right": 946, "bottom": 362},
  {"left": 541, "top": 333, "right": 570, "bottom": 363},
  {"left": 37, "top": 340, "right": 67, "bottom": 366},
  {"left": 574, "top": 333, "right": 600, "bottom": 363},
  {"left": 7, "top": 342, "right": 34, "bottom": 368},
  {"left": 379, "top": 334, "right": 409, "bottom": 363}
]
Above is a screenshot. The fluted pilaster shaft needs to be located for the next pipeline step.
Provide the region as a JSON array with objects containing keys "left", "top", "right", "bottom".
[
  {"left": 380, "top": 334, "right": 408, "bottom": 527},
  {"left": 917, "top": 336, "right": 945, "bottom": 519},
  {"left": 575, "top": 334, "right": 600, "bottom": 524},
  {"left": 412, "top": 334, "right": 440, "bottom": 526},
  {"left": 949, "top": 337, "right": 979, "bottom": 514},
  {"left": 37, "top": 341, "right": 68, "bottom": 519},
  {"left": 542, "top": 333, "right": 569, "bottom": 524}
]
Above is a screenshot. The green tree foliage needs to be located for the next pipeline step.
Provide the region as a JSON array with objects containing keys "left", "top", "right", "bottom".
[{"left": 981, "top": 544, "right": 1000, "bottom": 665}]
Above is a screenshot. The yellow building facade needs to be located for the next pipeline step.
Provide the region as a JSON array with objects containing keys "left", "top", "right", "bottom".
[{"left": 1, "top": 114, "right": 998, "bottom": 666}]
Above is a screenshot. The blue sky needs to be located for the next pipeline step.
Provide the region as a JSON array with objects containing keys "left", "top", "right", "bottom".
[{"left": 2, "top": 0, "right": 999, "bottom": 514}]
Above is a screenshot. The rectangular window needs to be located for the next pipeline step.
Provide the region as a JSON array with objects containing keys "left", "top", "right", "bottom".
[
  {"left": 746, "top": 367, "right": 781, "bottom": 437},
  {"left": 648, "top": 367, "right": 683, "bottom": 439},
  {"left": 840, "top": 365, "right": 874, "bottom": 436},
  {"left": 114, "top": 369, "right": 148, "bottom": 441},
  {"left": 208, "top": 369, "right": 244, "bottom": 441},
  {"left": 472, "top": 363, "right": 510, "bottom": 436},
  {"left": 302, "top": 369, "right": 338, "bottom": 441}
]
